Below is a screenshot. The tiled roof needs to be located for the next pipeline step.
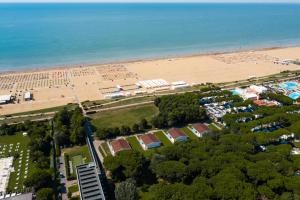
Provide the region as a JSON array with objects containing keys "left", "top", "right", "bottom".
[
  {"left": 111, "top": 139, "right": 131, "bottom": 153},
  {"left": 139, "top": 134, "right": 160, "bottom": 145},
  {"left": 192, "top": 123, "right": 208, "bottom": 133},
  {"left": 168, "top": 128, "right": 186, "bottom": 139}
]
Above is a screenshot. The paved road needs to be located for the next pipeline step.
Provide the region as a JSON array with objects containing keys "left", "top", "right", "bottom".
[
  {"left": 87, "top": 100, "right": 154, "bottom": 113},
  {"left": 58, "top": 156, "right": 68, "bottom": 200}
]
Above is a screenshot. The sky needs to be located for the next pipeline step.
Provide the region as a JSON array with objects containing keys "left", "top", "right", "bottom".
[{"left": 0, "top": 0, "right": 299, "bottom": 2}]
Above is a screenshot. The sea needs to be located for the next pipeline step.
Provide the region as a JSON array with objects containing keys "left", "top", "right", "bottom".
[{"left": 0, "top": 3, "right": 300, "bottom": 71}]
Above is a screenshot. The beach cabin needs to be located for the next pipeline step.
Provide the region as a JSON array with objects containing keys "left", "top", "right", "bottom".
[
  {"left": 0, "top": 94, "right": 12, "bottom": 104},
  {"left": 166, "top": 128, "right": 188, "bottom": 143},
  {"left": 24, "top": 92, "right": 32, "bottom": 101},
  {"left": 138, "top": 134, "right": 161, "bottom": 150},
  {"left": 109, "top": 139, "right": 131, "bottom": 156},
  {"left": 189, "top": 123, "right": 209, "bottom": 137}
]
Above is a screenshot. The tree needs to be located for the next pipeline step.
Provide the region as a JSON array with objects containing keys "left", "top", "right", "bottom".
[
  {"left": 115, "top": 178, "right": 138, "bottom": 200},
  {"left": 70, "top": 127, "right": 86, "bottom": 145},
  {"left": 120, "top": 126, "right": 131, "bottom": 136},
  {"left": 36, "top": 188, "right": 54, "bottom": 200},
  {"left": 132, "top": 123, "right": 140, "bottom": 133},
  {"left": 152, "top": 160, "right": 186, "bottom": 183},
  {"left": 24, "top": 169, "right": 52, "bottom": 190},
  {"left": 139, "top": 118, "right": 148, "bottom": 130},
  {"left": 104, "top": 151, "right": 147, "bottom": 183}
]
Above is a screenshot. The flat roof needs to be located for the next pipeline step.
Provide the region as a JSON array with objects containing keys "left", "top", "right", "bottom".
[
  {"left": 76, "top": 163, "right": 105, "bottom": 200},
  {"left": 0, "top": 95, "right": 11, "bottom": 102}
]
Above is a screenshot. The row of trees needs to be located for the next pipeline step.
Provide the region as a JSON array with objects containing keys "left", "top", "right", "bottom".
[
  {"left": 95, "top": 118, "right": 149, "bottom": 139},
  {"left": 261, "top": 92, "right": 294, "bottom": 105},
  {"left": 20, "top": 121, "right": 55, "bottom": 200},
  {"left": 53, "top": 107, "right": 86, "bottom": 146},
  {"left": 152, "top": 93, "right": 207, "bottom": 128}
]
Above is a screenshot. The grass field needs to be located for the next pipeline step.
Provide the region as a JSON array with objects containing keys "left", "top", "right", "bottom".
[
  {"left": 153, "top": 131, "right": 172, "bottom": 146},
  {"left": 126, "top": 136, "right": 157, "bottom": 158},
  {"left": 63, "top": 145, "right": 92, "bottom": 176},
  {"left": 0, "top": 133, "right": 34, "bottom": 193},
  {"left": 126, "top": 136, "right": 143, "bottom": 152},
  {"left": 98, "top": 145, "right": 106, "bottom": 158},
  {"left": 68, "top": 184, "right": 79, "bottom": 193},
  {"left": 100, "top": 142, "right": 111, "bottom": 156},
  {"left": 181, "top": 127, "right": 199, "bottom": 140},
  {"left": 295, "top": 142, "right": 300, "bottom": 148},
  {"left": 90, "top": 104, "right": 158, "bottom": 129}
]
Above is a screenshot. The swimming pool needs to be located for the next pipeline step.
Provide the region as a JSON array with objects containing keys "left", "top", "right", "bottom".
[
  {"left": 288, "top": 92, "right": 300, "bottom": 100},
  {"left": 279, "top": 82, "right": 299, "bottom": 91}
]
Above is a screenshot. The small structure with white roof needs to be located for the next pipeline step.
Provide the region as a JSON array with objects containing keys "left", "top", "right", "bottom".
[
  {"left": 0, "top": 95, "right": 12, "bottom": 104},
  {"left": 170, "top": 81, "right": 190, "bottom": 90},
  {"left": 23, "top": 92, "right": 32, "bottom": 101}
]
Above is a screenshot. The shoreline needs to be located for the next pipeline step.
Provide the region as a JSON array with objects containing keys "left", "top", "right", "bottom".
[
  {"left": 0, "top": 44, "right": 295, "bottom": 75},
  {"left": 1, "top": 45, "right": 300, "bottom": 116}
]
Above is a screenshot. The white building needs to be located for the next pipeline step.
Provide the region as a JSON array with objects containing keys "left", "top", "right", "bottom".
[
  {"left": 0, "top": 95, "right": 12, "bottom": 104},
  {"left": 170, "top": 81, "right": 190, "bottom": 90},
  {"left": 24, "top": 92, "right": 32, "bottom": 101},
  {"left": 0, "top": 157, "right": 14, "bottom": 195}
]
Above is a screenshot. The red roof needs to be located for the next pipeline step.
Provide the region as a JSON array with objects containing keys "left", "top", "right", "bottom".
[
  {"left": 139, "top": 134, "right": 160, "bottom": 145},
  {"left": 111, "top": 139, "right": 131, "bottom": 153},
  {"left": 192, "top": 123, "right": 208, "bottom": 133},
  {"left": 168, "top": 128, "right": 186, "bottom": 139},
  {"left": 253, "top": 100, "right": 277, "bottom": 107}
]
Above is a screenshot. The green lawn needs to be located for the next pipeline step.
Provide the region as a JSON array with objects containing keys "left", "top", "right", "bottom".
[
  {"left": 208, "top": 123, "right": 221, "bottom": 131},
  {"left": 126, "top": 136, "right": 157, "bottom": 158},
  {"left": 100, "top": 142, "right": 111, "bottom": 156},
  {"left": 181, "top": 127, "right": 199, "bottom": 140},
  {"left": 98, "top": 145, "right": 106, "bottom": 158},
  {"left": 63, "top": 145, "right": 92, "bottom": 177},
  {"left": 68, "top": 184, "right": 79, "bottom": 193},
  {"left": 153, "top": 131, "right": 172, "bottom": 146},
  {"left": 90, "top": 104, "right": 158, "bottom": 129},
  {"left": 126, "top": 136, "right": 143, "bottom": 152},
  {"left": 0, "top": 133, "right": 34, "bottom": 193},
  {"left": 295, "top": 142, "right": 300, "bottom": 148},
  {"left": 72, "top": 155, "right": 84, "bottom": 173}
]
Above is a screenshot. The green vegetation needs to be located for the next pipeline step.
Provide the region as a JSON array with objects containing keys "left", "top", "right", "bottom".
[
  {"left": 0, "top": 133, "right": 34, "bottom": 193},
  {"left": 91, "top": 104, "right": 158, "bottom": 130},
  {"left": 103, "top": 89, "right": 300, "bottom": 200},
  {"left": 68, "top": 184, "right": 79, "bottom": 193},
  {"left": 100, "top": 142, "right": 112, "bottom": 156},
  {"left": 126, "top": 136, "right": 143, "bottom": 152},
  {"left": 153, "top": 131, "right": 172, "bottom": 146},
  {"left": 98, "top": 145, "right": 106, "bottom": 158},
  {"left": 180, "top": 127, "right": 198, "bottom": 140},
  {"left": 53, "top": 107, "right": 87, "bottom": 146},
  {"left": 152, "top": 93, "right": 207, "bottom": 128},
  {"left": 63, "top": 145, "right": 92, "bottom": 179}
]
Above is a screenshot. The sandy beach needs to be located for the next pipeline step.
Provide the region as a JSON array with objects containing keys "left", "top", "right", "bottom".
[{"left": 1, "top": 46, "right": 300, "bottom": 115}]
